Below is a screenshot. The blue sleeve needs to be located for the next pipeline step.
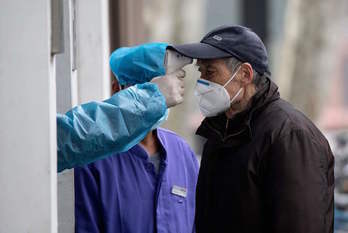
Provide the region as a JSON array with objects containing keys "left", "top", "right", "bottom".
[
  {"left": 192, "top": 149, "right": 199, "bottom": 233},
  {"left": 57, "top": 82, "right": 167, "bottom": 172},
  {"left": 184, "top": 143, "right": 199, "bottom": 176},
  {"left": 188, "top": 146, "right": 199, "bottom": 233},
  {"left": 75, "top": 166, "right": 102, "bottom": 233},
  {"left": 190, "top": 149, "right": 199, "bottom": 175}
]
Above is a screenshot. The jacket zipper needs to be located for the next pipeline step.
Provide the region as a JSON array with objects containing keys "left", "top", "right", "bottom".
[
  {"left": 224, "top": 118, "right": 229, "bottom": 139},
  {"left": 223, "top": 128, "right": 246, "bottom": 142},
  {"left": 205, "top": 120, "right": 246, "bottom": 143}
]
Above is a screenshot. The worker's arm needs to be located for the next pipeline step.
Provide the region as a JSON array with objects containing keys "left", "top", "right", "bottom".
[{"left": 57, "top": 82, "right": 166, "bottom": 172}]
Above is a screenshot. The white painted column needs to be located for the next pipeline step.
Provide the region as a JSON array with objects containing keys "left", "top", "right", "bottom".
[
  {"left": 0, "top": 1, "right": 57, "bottom": 232},
  {"left": 56, "top": 0, "right": 78, "bottom": 232},
  {"left": 75, "top": 0, "right": 111, "bottom": 102},
  {"left": 56, "top": 0, "right": 111, "bottom": 232}
]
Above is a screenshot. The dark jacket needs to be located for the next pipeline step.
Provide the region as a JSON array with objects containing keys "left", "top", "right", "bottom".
[{"left": 195, "top": 79, "right": 334, "bottom": 233}]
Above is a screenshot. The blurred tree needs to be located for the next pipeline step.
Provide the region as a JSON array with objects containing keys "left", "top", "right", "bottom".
[{"left": 275, "top": 0, "right": 336, "bottom": 120}]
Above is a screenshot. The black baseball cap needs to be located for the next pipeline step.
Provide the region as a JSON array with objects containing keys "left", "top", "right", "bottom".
[{"left": 168, "top": 25, "right": 271, "bottom": 76}]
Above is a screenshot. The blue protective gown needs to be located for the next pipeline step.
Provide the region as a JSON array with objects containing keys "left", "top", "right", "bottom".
[
  {"left": 74, "top": 128, "right": 199, "bottom": 233},
  {"left": 57, "top": 83, "right": 167, "bottom": 172}
]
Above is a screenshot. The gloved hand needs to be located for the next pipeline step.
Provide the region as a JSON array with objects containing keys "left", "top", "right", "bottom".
[{"left": 151, "top": 69, "right": 185, "bottom": 108}]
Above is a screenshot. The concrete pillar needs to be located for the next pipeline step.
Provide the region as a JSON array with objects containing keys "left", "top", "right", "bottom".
[
  {"left": 56, "top": 0, "right": 111, "bottom": 232},
  {"left": 0, "top": 0, "right": 57, "bottom": 232}
]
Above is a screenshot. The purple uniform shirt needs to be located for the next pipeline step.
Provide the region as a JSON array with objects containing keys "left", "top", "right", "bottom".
[{"left": 75, "top": 128, "right": 199, "bottom": 233}]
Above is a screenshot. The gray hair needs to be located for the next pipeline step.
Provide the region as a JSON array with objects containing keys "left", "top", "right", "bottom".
[{"left": 223, "top": 57, "right": 264, "bottom": 89}]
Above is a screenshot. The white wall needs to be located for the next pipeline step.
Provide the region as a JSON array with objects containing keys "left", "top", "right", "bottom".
[
  {"left": 56, "top": 0, "right": 78, "bottom": 232},
  {"left": 56, "top": 0, "right": 111, "bottom": 232},
  {"left": 0, "top": 0, "right": 111, "bottom": 232},
  {"left": 75, "top": 0, "right": 111, "bottom": 103},
  {"left": 0, "top": 1, "right": 57, "bottom": 232}
]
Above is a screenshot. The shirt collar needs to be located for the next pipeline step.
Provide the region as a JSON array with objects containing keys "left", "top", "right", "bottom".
[{"left": 128, "top": 129, "right": 168, "bottom": 166}]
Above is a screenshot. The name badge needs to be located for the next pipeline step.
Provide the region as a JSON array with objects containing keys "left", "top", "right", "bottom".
[{"left": 171, "top": 185, "right": 187, "bottom": 198}]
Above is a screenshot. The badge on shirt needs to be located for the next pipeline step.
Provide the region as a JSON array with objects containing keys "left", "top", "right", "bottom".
[{"left": 171, "top": 185, "right": 187, "bottom": 198}]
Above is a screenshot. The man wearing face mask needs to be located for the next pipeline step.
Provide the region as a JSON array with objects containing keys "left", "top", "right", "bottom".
[
  {"left": 169, "top": 25, "right": 334, "bottom": 233},
  {"left": 74, "top": 43, "right": 198, "bottom": 233}
]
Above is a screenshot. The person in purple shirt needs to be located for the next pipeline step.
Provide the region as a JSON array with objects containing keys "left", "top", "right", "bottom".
[{"left": 74, "top": 43, "right": 199, "bottom": 233}]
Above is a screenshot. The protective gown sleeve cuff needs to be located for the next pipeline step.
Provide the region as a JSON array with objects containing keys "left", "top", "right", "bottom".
[{"left": 134, "top": 82, "right": 167, "bottom": 117}]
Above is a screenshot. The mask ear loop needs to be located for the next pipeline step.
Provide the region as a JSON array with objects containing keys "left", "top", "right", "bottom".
[
  {"left": 223, "top": 65, "right": 243, "bottom": 103},
  {"left": 230, "top": 88, "right": 243, "bottom": 103},
  {"left": 223, "top": 65, "right": 242, "bottom": 88}
]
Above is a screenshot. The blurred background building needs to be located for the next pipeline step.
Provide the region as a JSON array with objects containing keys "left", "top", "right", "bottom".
[{"left": 1, "top": 0, "right": 348, "bottom": 232}]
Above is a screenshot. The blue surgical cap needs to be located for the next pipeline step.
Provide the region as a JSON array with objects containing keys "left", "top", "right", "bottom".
[{"left": 109, "top": 42, "right": 168, "bottom": 85}]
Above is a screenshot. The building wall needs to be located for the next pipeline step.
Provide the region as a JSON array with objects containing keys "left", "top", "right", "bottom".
[
  {"left": 0, "top": 0, "right": 57, "bottom": 232},
  {"left": 56, "top": 0, "right": 111, "bottom": 232}
]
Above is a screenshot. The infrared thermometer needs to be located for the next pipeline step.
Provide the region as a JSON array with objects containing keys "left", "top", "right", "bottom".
[{"left": 164, "top": 49, "right": 193, "bottom": 74}]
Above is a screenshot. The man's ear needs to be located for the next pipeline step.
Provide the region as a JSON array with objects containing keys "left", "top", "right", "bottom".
[
  {"left": 111, "top": 79, "right": 121, "bottom": 94},
  {"left": 239, "top": 63, "right": 253, "bottom": 85}
]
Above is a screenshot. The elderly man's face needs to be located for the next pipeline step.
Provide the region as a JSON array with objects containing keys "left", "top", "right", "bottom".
[
  {"left": 196, "top": 58, "right": 243, "bottom": 102},
  {"left": 196, "top": 59, "right": 232, "bottom": 85},
  {"left": 196, "top": 58, "right": 256, "bottom": 117}
]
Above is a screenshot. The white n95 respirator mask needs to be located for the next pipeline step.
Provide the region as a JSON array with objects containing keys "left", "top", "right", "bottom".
[{"left": 194, "top": 66, "right": 242, "bottom": 117}]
